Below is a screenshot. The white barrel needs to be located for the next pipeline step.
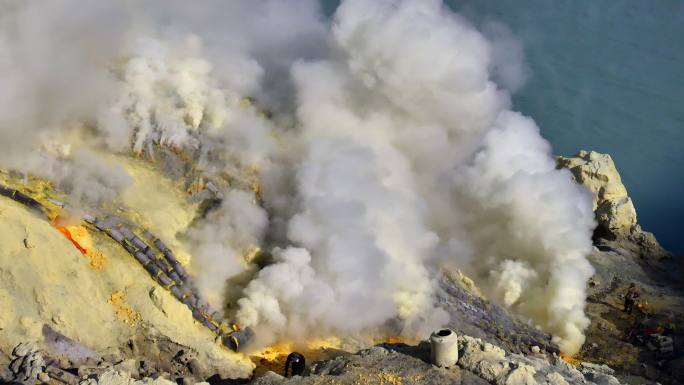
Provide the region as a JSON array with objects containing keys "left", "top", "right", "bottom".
[{"left": 430, "top": 328, "right": 459, "bottom": 368}]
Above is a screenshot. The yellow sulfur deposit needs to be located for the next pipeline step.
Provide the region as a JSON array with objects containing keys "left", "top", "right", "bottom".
[
  {"left": 108, "top": 291, "right": 142, "bottom": 326},
  {"left": 56, "top": 224, "right": 107, "bottom": 270},
  {"left": 111, "top": 154, "right": 198, "bottom": 266},
  {"left": 251, "top": 337, "right": 343, "bottom": 377}
]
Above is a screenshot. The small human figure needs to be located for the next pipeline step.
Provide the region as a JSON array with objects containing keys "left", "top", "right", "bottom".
[
  {"left": 624, "top": 283, "right": 641, "bottom": 315},
  {"left": 284, "top": 352, "right": 305, "bottom": 377}
]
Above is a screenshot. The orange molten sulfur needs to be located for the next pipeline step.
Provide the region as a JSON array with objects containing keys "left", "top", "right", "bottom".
[
  {"left": 560, "top": 352, "right": 582, "bottom": 367},
  {"left": 57, "top": 225, "right": 89, "bottom": 254},
  {"left": 56, "top": 224, "right": 107, "bottom": 270}
]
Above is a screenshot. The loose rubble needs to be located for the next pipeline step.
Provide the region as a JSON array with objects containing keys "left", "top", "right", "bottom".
[{"left": 250, "top": 336, "right": 623, "bottom": 385}]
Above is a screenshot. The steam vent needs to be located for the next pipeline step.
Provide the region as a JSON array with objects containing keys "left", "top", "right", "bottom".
[{"left": 0, "top": 1, "right": 682, "bottom": 384}]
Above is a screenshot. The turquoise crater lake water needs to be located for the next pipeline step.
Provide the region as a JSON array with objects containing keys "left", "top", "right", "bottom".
[
  {"left": 450, "top": 0, "right": 684, "bottom": 255},
  {"left": 322, "top": 0, "right": 684, "bottom": 254}
]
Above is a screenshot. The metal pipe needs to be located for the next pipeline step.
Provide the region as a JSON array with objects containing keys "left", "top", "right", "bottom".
[
  {"left": 205, "top": 181, "right": 219, "bottom": 194},
  {"left": 11, "top": 190, "right": 43, "bottom": 212},
  {"left": 0, "top": 185, "right": 13, "bottom": 197},
  {"left": 210, "top": 312, "right": 223, "bottom": 324},
  {"left": 130, "top": 235, "right": 149, "bottom": 251},
  {"left": 171, "top": 285, "right": 184, "bottom": 300},
  {"left": 153, "top": 238, "right": 170, "bottom": 254},
  {"left": 154, "top": 239, "right": 179, "bottom": 264},
  {"left": 194, "top": 300, "right": 210, "bottom": 315},
  {"left": 191, "top": 308, "right": 203, "bottom": 321},
  {"left": 161, "top": 250, "right": 179, "bottom": 267},
  {"left": 142, "top": 230, "right": 189, "bottom": 278},
  {"left": 134, "top": 251, "right": 150, "bottom": 265},
  {"left": 158, "top": 273, "right": 172, "bottom": 287},
  {"left": 94, "top": 220, "right": 110, "bottom": 231},
  {"left": 199, "top": 318, "right": 219, "bottom": 333},
  {"left": 142, "top": 229, "right": 155, "bottom": 241},
  {"left": 182, "top": 294, "right": 198, "bottom": 307},
  {"left": 144, "top": 262, "right": 161, "bottom": 277},
  {"left": 47, "top": 198, "right": 66, "bottom": 207},
  {"left": 145, "top": 247, "right": 156, "bottom": 259},
  {"left": 168, "top": 271, "right": 181, "bottom": 284},
  {"left": 173, "top": 262, "right": 188, "bottom": 279},
  {"left": 222, "top": 328, "right": 254, "bottom": 352},
  {"left": 122, "top": 241, "right": 137, "bottom": 255},
  {"left": 156, "top": 257, "right": 173, "bottom": 273},
  {"left": 104, "top": 215, "right": 121, "bottom": 226},
  {"left": 205, "top": 181, "right": 224, "bottom": 198},
  {"left": 119, "top": 226, "right": 135, "bottom": 241},
  {"left": 107, "top": 229, "right": 125, "bottom": 243}
]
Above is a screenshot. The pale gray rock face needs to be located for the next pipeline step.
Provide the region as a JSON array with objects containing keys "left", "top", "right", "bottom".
[
  {"left": 557, "top": 151, "right": 632, "bottom": 216},
  {"left": 504, "top": 363, "right": 537, "bottom": 385},
  {"left": 455, "top": 335, "right": 623, "bottom": 385},
  {"left": 457, "top": 335, "right": 510, "bottom": 383},
  {"left": 557, "top": 150, "right": 668, "bottom": 258}
]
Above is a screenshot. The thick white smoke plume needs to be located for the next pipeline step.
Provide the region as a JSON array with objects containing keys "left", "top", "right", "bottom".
[
  {"left": 451, "top": 111, "right": 596, "bottom": 352},
  {"left": 185, "top": 190, "right": 268, "bottom": 309},
  {"left": 0, "top": 0, "right": 596, "bottom": 354}
]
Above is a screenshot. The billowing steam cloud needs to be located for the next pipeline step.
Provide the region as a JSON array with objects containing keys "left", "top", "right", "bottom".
[
  {"left": 0, "top": 0, "right": 595, "bottom": 354},
  {"left": 451, "top": 111, "right": 596, "bottom": 352},
  {"left": 185, "top": 190, "right": 268, "bottom": 309}
]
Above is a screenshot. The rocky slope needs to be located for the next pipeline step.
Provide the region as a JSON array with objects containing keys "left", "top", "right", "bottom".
[
  {"left": 0, "top": 159, "right": 254, "bottom": 384},
  {"left": 558, "top": 151, "right": 683, "bottom": 384},
  {"left": 251, "top": 336, "right": 624, "bottom": 385},
  {"left": 0, "top": 150, "right": 681, "bottom": 385}
]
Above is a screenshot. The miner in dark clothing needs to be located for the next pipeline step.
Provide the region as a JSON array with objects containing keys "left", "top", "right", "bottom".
[
  {"left": 624, "top": 283, "right": 641, "bottom": 315},
  {"left": 284, "top": 352, "right": 305, "bottom": 377}
]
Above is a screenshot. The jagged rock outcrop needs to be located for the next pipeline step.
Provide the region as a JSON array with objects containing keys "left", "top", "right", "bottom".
[
  {"left": 6, "top": 341, "right": 81, "bottom": 385},
  {"left": 8, "top": 342, "right": 46, "bottom": 384},
  {"left": 557, "top": 150, "right": 668, "bottom": 258}
]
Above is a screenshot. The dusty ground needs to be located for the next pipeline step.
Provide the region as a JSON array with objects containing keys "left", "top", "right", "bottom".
[{"left": 581, "top": 245, "right": 684, "bottom": 384}]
